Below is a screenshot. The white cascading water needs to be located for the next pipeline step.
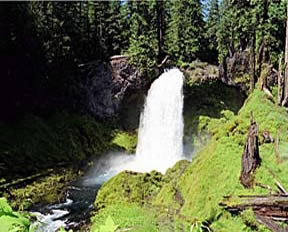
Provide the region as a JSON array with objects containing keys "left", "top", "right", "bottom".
[{"left": 134, "top": 68, "right": 184, "bottom": 173}]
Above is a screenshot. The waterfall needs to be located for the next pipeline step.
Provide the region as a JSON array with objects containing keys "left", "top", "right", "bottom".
[
  {"left": 135, "top": 68, "right": 184, "bottom": 173},
  {"left": 85, "top": 68, "right": 185, "bottom": 180},
  {"left": 32, "top": 69, "right": 185, "bottom": 232}
]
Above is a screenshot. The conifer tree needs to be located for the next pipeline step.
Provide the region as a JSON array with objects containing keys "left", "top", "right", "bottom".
[
  {"left": 205, "top": 0, "right": 220, "bottom": 63},
  {"left": 119, "top": 1, "right": 132, "bottom": 53},
  {"left": 128, "top": 1, "right": 157, "bottom": 77},
  {"left": 166, "top": 0, "right": 205, "bottom": 64},
  {"left": 105, "top": 0, "right": 122, "bottom": 56}
]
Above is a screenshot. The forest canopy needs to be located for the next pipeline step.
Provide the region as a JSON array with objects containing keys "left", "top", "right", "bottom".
[{"left": 0, "top": 0, "right": 286, "bottom": 118}]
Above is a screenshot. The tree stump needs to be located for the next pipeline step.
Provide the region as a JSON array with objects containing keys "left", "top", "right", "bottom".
[{"left": 240, "top": 113, "right": 261, "bottom": 188}]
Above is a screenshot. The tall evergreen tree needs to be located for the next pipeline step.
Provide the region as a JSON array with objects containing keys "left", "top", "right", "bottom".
[
  {"left": 119, "top": 1, "right": 132, "bottom": 53},
  {"left": 128, "top": 1, "right": 157, "bottom": 77},
  {"left": 166, "top": 0, "right": 205, "bottom": 64},
  {"left": 205, "top": 0, "right": 220, "bottom": 63},
  {"left": 105, "top": 0, "right": 123, "bottom": 56}
]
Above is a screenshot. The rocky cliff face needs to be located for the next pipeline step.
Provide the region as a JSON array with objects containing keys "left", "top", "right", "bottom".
[
  {"left": 219, "top": 50, "right": 277, "bottom": 94},
  {"left": 219, "top": 50, "right": 251, "bottom": 93},
  {"left": 75, "top": 57, "right": 147, "bottom": 119}
]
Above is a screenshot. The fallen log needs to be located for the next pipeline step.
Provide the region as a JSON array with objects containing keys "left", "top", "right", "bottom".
[
  {"left": 255, "top": 214, "right": 288, "bottom": 232},
  {"left": 220, "top": 195, "right": 288, "bottom": 220},
  {"left": 276, "top": 181, "right": 288, "bottom": 195},
  {"left": 0, "top": 169, "right": 54, "bottom": 190}
]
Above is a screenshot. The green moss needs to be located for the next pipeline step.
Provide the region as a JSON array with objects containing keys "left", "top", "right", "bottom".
[
  {"left": 93, "top": 89, "right": 288, "bottom": 231},
  {"left": 183, "top": 80, "right": 244, "bottom": 150},
  {"left": 2, "top": 168, "right": 77, "bottom": 210},
  {"left": 95, "top": 170, "right": 163, "bottom": 210},
  {"left": 210, "top": 211, "right": 258, "bottom": 232},
  {"left": 111, "top": 130, "right": 137, "bottom": 153},
  {"left": 157, "top": 90, "right": 288, "bottom": 230},
  {"left": 91, "top": 204, "right": 159, "bottom": 232},
  {"left": 234, "top": 73, "right": 250, "bottom": 90},
  {"left": 241, "top": 209, "right": 266, "bottom": 231},
  {"left": 152, "top": 160, "right": 190, "bottom": 211}
]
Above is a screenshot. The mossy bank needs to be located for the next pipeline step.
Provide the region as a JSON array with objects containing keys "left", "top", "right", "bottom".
[
  {"left": 0, "top": 111, "right": 138, "bottom": 211},
  {"left": 91, "top": 89, "right": 288, "bottom": 232}
]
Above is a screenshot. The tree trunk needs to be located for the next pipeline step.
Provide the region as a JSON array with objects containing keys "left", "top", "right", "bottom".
[
  {"left": 282, "top": 1, "right": 288, "bottom": 106},
  {"left": 261, "top": 65, "right": 274, "bottom": 101},
  {"left": 156, "top": 1, "right": 164, "bottom": 63},
  {"left": 257, "top": 40, "right": 265, "bottom": 78},
  {"left": 278, "top": 55, "right": 284, "bottom": 105},
  {"left": 250, "top": 32, "right": 256, "bottom": 93},
  {"left": 240, "top": 113, "right": 261, "bottom": 188},
  {"left": 256, "top": 0, "right": 269, "bottom": 78}
]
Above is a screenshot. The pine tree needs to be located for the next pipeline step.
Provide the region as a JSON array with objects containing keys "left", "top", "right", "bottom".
[
  {"left": 128, "top": 1, "right": 157, "bottom": 78},
  {"left": 105, "top": 0, "right": 122, "bottom": 56},
  {"left": 119, "top": 1, "right": 132, "bottom": 53},
  {"left": 166, "top": 0, "right": 205, "bottom": 64},
  {"left": 156, "top": 0, "right": 165, "bottom": 62},
  {"left": 205, "top": 0, "right": 219, "bottom": 63}
]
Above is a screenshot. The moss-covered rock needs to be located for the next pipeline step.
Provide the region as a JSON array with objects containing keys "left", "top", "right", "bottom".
[
  {"left": 183, "top": 61, "right": 219, "bottom": 86},
  {"left": 2, "top": 168, "right": 77, "bottom": 210},
  {"left": 95, "top": 170, "right": 163, "bottom": 210},
  {"left": 111, "top": 130, "right": 137, "bottom": 153},
  {"left": 152, "top": 160, "right": 190, "bottom": 212}
]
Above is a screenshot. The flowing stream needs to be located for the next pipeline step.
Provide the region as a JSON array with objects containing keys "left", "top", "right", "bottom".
[{"left": 32, "top": 68, "right": 185, "bottom": 231}]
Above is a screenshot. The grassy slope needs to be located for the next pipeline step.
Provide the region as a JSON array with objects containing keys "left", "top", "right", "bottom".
[
  {"left": 174, "top": 89, "right": 288, "bottom": 231},
  {"left": 92, "top": 90, "right": 288, "bottom": 232}
]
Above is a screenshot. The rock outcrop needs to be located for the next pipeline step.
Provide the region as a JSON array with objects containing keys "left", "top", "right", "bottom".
[
  {"left": 219, "top": 50, "right": 277, "bottom": 94},
  {"left": 219, "top": 50, "right": 251, "bottom": 93},
  {"left": 74, "top": 56, "right": 147, "bottom": 119}
]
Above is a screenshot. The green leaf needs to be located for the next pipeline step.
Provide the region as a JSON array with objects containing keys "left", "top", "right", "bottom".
[{"left": 0, "top": 198, "right": 13, "bottom": 216}]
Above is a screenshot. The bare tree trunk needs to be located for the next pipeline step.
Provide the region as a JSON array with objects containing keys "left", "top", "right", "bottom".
[
  {"left": 240, "top": 113, "right": 261, "bottom": 188},
  {"left": 156, "top": 1, "right": 164, "bottom": 64},
  {"left": 250, "top": 33, "right": 256, "bottom": 93},
  {"left": 256, "top": 0, "right": 269, "bottom": 78},
  {"left": 257, "top": 40, "right": 265, "bottom": 78},
  {"left": 278, "top": 55, "right": 284, "bottom": 105},
  {"left": 275, "top": 130, "right": 280, "bottom": 164},
  {"left": 281, "top": 1, "right": 288, "bottom": 106},
  {"left": 261, "top": 65, "right": 274, "bottom": 101}
]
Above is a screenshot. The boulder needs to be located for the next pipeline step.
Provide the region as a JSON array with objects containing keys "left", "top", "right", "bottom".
[{"left": 95, "top": 170, "right": 163, "bottom": 210}]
